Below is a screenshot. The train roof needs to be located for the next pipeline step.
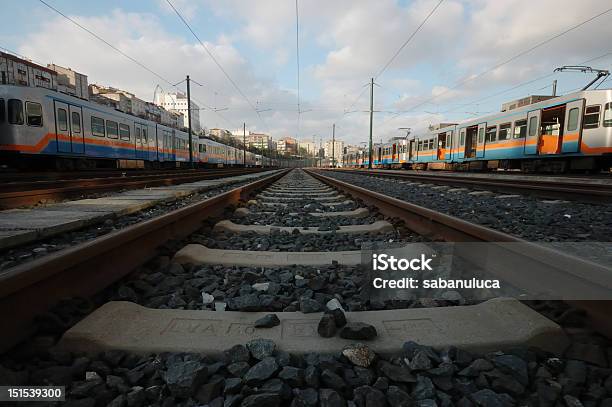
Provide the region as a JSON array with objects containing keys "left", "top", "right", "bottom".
[{"left": 413, "top": 88, "right": 612, "bottom": 139}]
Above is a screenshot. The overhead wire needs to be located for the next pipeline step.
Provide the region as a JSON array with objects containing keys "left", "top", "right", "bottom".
[
  {"left": 37, "top": 0, "right": 237, "bottom": 131},
  {"left": 374, "top": 0, "right": 445, "bottom": 80},
  {"left": 165, "top": 0, "right": 269, "bottom": 133},
  {"left": 331, "top": 0, "right": 445, "bottom": 138},
  {"left": 380, "top": 6, "right": 612, "bottom": 127}
]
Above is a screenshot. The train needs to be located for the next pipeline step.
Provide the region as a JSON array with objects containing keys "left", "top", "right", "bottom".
[
  {"left": 0, "top": 84, "right": 298, "bottom": 170},
  {"left": 343, "top": 89, "right": 612, "bottom": 172}
]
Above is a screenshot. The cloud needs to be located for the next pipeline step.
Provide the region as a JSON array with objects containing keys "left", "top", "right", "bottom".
[{"left": 13, "top": 0, "right": 612, "bottom": 147}]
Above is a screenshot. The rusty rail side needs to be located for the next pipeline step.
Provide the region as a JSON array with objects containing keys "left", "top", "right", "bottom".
[
  {"left": 0, "top": 168, "right": 268, "bottom": 209},
  {"left": 0, "top": 169, "right": 289, "bottom": 352}
]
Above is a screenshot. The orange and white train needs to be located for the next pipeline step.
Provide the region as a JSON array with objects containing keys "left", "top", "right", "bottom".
[
  {"left": 0, "top": 84, "right": 285, "bottom": 169},
  {"left": 344, "top": 89, "right": 612, "bottom": 172}
]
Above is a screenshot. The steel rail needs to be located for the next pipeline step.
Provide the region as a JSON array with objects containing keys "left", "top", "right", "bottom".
[
  {"left": 0, "top": 169, "right": 289, "bottom": 352},
  {"left": 0, "top": 168, "right": 267, "bottom": 209},
  {"left": 330, "top": 168, "right": 612, "bottom": 203},
  {"left": 306, "top": 169, "right": 612, "bottom": 337},
  {"left": 0, "top": 167, "right": 265, "bottom": 183}
]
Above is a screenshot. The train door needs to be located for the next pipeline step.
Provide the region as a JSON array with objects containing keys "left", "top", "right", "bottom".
[
  {"left": 561, "top": 99, "right": 584, "bottom": 153},
  {"left": 171, "top": 130, "right": 176, "bottom": 161},
  {"left": 135, "top": 123, "right": 144, "bottom": 159},
  {"left": 409, "top": 139, "right": 416, "bottom": 161},
  {"left": 392, "top": 143, "right": 397, "bottom": 163},
  {"left": 437, "top": 133, "right": 446, "bottom": 160},
  {"left": 524, "top": 109, "right": 540, "bottom": 155},
  {"left": 539, "top": 105, "right": 566, "bottom": 155},
  {"left": 54, "top": 101, "right": 71, "bottom": 153},
  {"left": 68, "top": 106, "right": 84, "bottom": 154},
  {"left": 475, "top": 122, "right": 486, "bottom": 158},
  {"left": 446, "top": 130, "right": 453, "bottom": 161},
  {"left": 464, "top": 126, "right": 478, "bottom": 158}
]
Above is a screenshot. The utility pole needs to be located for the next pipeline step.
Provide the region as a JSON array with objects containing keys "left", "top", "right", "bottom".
[
  {"left": 332, "top": 125, "right": 336, "bottom": 168},
  {"left": 368, "top": 77, "right": 374, "bottom": 169},
  {"left": 260, "top": 136, "right": 264, "bottom": 167},
  {"left": 319, "top": 136, "right": 322, "bottom": 168},
  {"left": 186, "top": 75, "right": 193, "bottom": 168},
  {"left": 243, "top": 122, "right": 246, "bottom": 166}
]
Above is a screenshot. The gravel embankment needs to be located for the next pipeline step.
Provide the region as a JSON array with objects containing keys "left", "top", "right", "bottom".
[
  {"left": 318, "top": 171, "right": 612, "bottom": 242},
  {"left": 2, "top": 170, "right": 610, "bottom": 407},
  {"left": 1, "top": 337, "right": 610, "bottom": 407},
  {"left": 109, "top": 258, "right": 467, "bottom": 313}
]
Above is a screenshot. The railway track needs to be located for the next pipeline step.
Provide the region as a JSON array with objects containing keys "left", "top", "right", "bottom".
[
  {"left": 0, "top": 167, "right": 268, "bottom": 182},
  {"left": 332, "top": 168, "right": 612, "bottom": 203},
  {"left": 0, "top": 169, "right": 610, "bottom": 406},
  {"left": 0, "top": 167, "right": 267, "bottom": 209}
]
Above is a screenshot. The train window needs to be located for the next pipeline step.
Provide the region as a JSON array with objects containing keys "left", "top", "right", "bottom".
[
  {"left": 604, "top": 103, "right": 612, "bottom": 127},
  {"left": 106, "top": 120, "right": 118, "bottom": 139},
  {"left": 477, "top": 128, "right": 484, "bottom": 143},
  {"left": 459, "top": 129, "right": 465, "bottom": 146},
  {"left": 119, "top": 124, "right": 130, "bottom": 141},
  {"left": 91, "top": 116, "right": 105, "bottom": 137},
  {"left": 498, "top": 123, "right": 511, "bottom": 140},
  {"left": 142, "top": 128, "right": 148, "bottom": 143},
  {"left": 57, "top": 108, "right": 67, "bottom": 130},
  {"left": 135, "top": 126, "right": 141, "bottom": 142},
  {"left": 417, "top": 141, "right": 423, "bottom": 151},
  {"left": 485, "top": 126, "right": 496, "bottom": 142},
  {"left": 583, "top": 105, "right": 600, "bottom": 129},
  {"left": 25, "top": 102, "right": 43, "bottom": 126},
  {"left": 8, "top": 99, "right": 24, "bottom": 125},
  {"left": 528, "top": 117, "right": 538, "bottom": 137},
  {"left": 71, "top": 112, "right": 81, "bottom": 133},
  {"left": 0, "top": 99, "right": 5, "bottom": 123},
  {"left": 513, "top": 120, "right": 527, "bottom": 139},
  {"left": 567, "top": 108, "right": 579, "bottom": 132}
]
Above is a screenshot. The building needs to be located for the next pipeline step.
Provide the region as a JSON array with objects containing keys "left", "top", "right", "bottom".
[
  {"left": 48, "top": 64, "right": 89, "bottom": 100},
  {"left": 0, "top": 51, "right": 56, "bottom": 90},
  {"left": 231, "top": 129, "right": 250, "bottom": 143},
  {"left": 89, "top": 84, "right": 183, "bottom": 128},
  {"left": 277, "top": 137, "right": 298, "bottom": 156},
  {"left": 230, "top": 131, "right": 273, "bottom": 151},
  {"left": 0, "top": 52, "right": 90, "bottom": 100},
  {"left": 299, "top": 139, "right": 317, "bottom": 156},
  {"left": 209, "top": 128, "right": 234, "bottom": 143},
  {"left": 155, "top": 92, "right": 201, "bottom": 133},
  {"left": 324, "top": 139, "right": 344, "bottom": 166}
]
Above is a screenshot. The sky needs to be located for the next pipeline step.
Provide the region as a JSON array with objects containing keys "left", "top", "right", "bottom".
[{"left": 1, "top": 0, "right": 611, "bottom": 146}]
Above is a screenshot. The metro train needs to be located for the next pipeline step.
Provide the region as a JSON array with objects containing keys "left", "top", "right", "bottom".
[
  {"left": 0, "top": 84, "right": 286, "bottom": 169},
  {"left": 344, "top": 89, "right": 612, "bottom": 172}
]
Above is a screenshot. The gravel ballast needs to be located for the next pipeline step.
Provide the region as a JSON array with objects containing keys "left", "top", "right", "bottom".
[
  {"left": 2, "top": 338, "right": 611, "bottom": 407},
  {"left": 317, "top": 171, "right": 612, "bottom": 242}
]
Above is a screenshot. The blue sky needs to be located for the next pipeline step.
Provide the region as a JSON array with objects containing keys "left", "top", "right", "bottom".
[{"left": 1, "top": 0, "right": 611, "bottom": 145}]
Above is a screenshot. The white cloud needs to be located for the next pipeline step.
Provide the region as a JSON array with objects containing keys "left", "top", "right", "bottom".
[{"left": 13, "top": 0, "right": 612, "bottom": 147}]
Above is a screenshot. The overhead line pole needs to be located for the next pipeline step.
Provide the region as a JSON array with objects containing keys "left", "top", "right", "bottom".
[
  {"left": 243, "top": 122, "right": 246, "bottom": 166},
  {"left": 186, "top": 74, "right": 193, "bottom": 168},
  {"left": 368, "top": 77, "right": 374, "bottom": 169},
  {"left": 331, "top": 123, "right": 336, "bottom": 168}
]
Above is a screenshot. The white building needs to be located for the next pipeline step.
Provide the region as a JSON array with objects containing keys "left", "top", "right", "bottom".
[
  {"left": 89, "top": 84, "right": 183, "bottom": 128},
  {"left": 155, "top": 92, "right": 201, "bottom": 133},
  {"left": 324, "top": 140, "right": 344, "bottom": 166},
  {"left": 299, "top": 140, "right": 317, "bottom": 156}
]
